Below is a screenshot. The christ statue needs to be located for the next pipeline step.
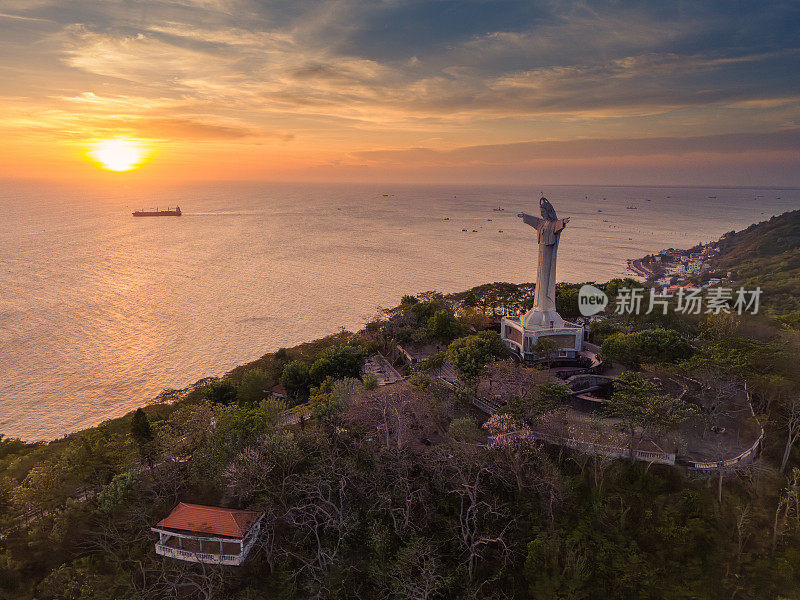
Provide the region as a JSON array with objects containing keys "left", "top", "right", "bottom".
[{"left": 519, "top": 197, "right": 570, "bottom": 326}]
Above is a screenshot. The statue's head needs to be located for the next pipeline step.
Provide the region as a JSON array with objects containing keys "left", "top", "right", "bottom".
[{"left": 539, "top": 197, "right": 558, "bottom": 221}]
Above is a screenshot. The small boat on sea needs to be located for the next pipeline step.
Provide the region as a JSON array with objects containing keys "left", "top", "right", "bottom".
[
  {"left": 132, "top": 206, "right": 181, "bottom": 217},
  {"left": 493, "top": 206, "right": 504, "bottom": 211}
]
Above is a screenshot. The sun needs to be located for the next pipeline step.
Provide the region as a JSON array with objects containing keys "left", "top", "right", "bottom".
[{"left": 88, "top": 139, "right": 148, "bottom": 171}]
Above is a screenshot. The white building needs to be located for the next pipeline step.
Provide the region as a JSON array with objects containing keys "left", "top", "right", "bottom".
[
  {"left": 152, "top": 503, "right": 263, "bottom": 565},
  {"left": 670, "top": 264, "right": 686, "bottom": 275},
  {"left": 502, "top": 311, "right": 584, "bottom": 361}
]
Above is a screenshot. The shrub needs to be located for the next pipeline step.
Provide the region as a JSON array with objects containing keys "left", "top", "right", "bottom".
[
  {"left": 362, "top": 373, "right": 379, "bottom": 390},
  {"left": 410, "top": 372, "right": 432, "bottom": 389}
]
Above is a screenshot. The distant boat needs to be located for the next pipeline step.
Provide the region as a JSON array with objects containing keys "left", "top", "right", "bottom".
[
  {"left": 462, "top": 229, "right": 467, "bottom": 232},
  {"left": 626, "top": 206, "right": 638, "bottom": 210},
  {"left": 444, "top": 217, "right": 450, "bottom": 220},
  {"left": 498, "top": 230, "right": 504, "bottom": 233},
  {"left": 133, "top": 206, "right": 181, "bottom": 217},
  {"left": 493, "top": 206, "right": 504, "bottom": 211}
]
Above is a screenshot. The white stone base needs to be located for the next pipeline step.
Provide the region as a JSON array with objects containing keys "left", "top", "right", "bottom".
[{"left": 501, "top": 316, "right": 584, "bottom": 361}]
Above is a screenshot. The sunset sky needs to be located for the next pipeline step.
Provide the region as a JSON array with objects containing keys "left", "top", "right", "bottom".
[{"left": 1, "top": 0, "right": 799, "bottom": 185}]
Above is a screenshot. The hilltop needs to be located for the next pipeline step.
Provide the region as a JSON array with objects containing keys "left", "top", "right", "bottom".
[
  {"left": 715, "top": 209, "right": 800, "bottom": 316},
  {"left": 1, "top": 215, "right": 800, "bottom": 599}
]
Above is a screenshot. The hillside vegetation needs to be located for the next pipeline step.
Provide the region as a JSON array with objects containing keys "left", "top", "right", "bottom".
[
  {"left": 1, "top": 219, "right": 800, "bottom": 599},
  {"left": 715, "top": 209, "right": 800, "bottom": 316}
]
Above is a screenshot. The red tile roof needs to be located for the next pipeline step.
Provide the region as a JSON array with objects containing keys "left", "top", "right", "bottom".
[{"left": 155, "top": 503, "right": 261, "bottom": 538}]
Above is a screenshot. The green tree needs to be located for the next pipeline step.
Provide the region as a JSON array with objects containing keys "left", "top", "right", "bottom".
[
  {"left": 446, "top": 331, "right": 509, "bottom": 381},
  {"left": 409, "top": 300, "right": 444, "bottom": 325},
  {"left": 601, "top": 328, "right": 693, "bottom": 367},
  {"left": 409, "top": 372, "right": 432, "bottom": 389},
  {"left": 130, "top": 408, "right": 156, "bottom": 466},
  {"left": 448, "top": 416, "right": 482, "bottom": 442},
  {"left": 525, "top": 532, "right": 590, "bottom": 599},
  {"left": 202, "top": 379, "right": 238, "bottom": 405},
  {"left": 635, "top": 328, "right": 693, "bottom": 363},
  {"left": 556, "top": 286, "right": 581, "bottom": 319},
  {"left": 604, "top": 372, "right": 695, "bottom": 461},
  {"left": 130, "top": 408, "right": 152, "bottom": 445},
  {"left": 533, "top": 337, "right": 559, "bottom": 368},
  {"left": 600, "top": 332, "right": 639, "bottom": 366},
  {"left": 236, "top": 368, "right": 272, "bottom": 406},
  {"left": 281, "top": 360, "right": 311, "bottom": 401},
  {"left": 426, "top": 309, "right": 464, "bottom": 343},
  {"left": 309, "top": 345, "right": 365, "bottom": 384},
  {"left": 505, "top": 382, "right": 571, "bottom": 424}
]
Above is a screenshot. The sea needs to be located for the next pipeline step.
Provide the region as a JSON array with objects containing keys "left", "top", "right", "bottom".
[{"left": 1, "top": 181, "right": 798, "bottom": 441}]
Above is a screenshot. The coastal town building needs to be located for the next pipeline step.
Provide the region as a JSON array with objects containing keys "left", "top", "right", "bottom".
[
  {"left": 152, "top": 503, "right": 263, "bottom": 565},
  {"left": 501, "top": 198, "right": 583, "bottom": 360},
  {"left": 670, "top": 264, "right": 686, "bottom": 275}
]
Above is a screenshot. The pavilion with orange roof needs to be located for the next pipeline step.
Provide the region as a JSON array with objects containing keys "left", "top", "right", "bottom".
[{"left": 152, "top": 502, "right": 263, "bottom": 565}]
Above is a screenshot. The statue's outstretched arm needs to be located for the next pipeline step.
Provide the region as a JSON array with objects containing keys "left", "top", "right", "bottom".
[
  {"left": 519, "top": 212, "right": 543, "bottom": 228},
  {"left": 553, "top": 217, "right": 570, "bottom": 233}
]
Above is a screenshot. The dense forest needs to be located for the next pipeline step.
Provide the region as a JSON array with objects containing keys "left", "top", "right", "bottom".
[{"left": 1, "top": 211, "right": 799, "bottom": 599}]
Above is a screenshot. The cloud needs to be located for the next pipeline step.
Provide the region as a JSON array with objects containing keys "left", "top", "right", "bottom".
[
  {"left": 1, "top": 0, "right": 799, "bottom": 182},
  {"left": 353, "top": 129, "right": 800, "bottom": 166},
  {"left": 135, "top": 117, "right": 293, "bottom": 140}
]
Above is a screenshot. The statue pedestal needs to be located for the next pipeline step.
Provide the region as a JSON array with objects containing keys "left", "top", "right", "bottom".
[
  {"left": 501, "top": 315, "right": 584, "bottom": 361},
  {"left": 500, "top": 311, "right": 583, "bottom": 360},
  {"left": 522, "top": 308, "right": 564, "bottom": 329}
]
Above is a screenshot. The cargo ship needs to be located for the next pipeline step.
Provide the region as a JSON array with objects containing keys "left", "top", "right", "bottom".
[{"left": 132, "top": 206, "right": 181, "bottom": 217}]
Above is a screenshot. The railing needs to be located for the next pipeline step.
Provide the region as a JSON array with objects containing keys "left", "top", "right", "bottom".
[
  {"left": 155, "top": 544, "right": 244, "bottom": 565},
  {"left": 472, "top": 397, "right": 499, "bottom": 414},
  {"left": 683, "top": 429, "right": 764, "bottom": 471},
  {"left": 682, "top": 384, "right": 765, "bottom": 472},
  {"left": 533, "top": 430, "right": 676, "bottom": 465}
]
